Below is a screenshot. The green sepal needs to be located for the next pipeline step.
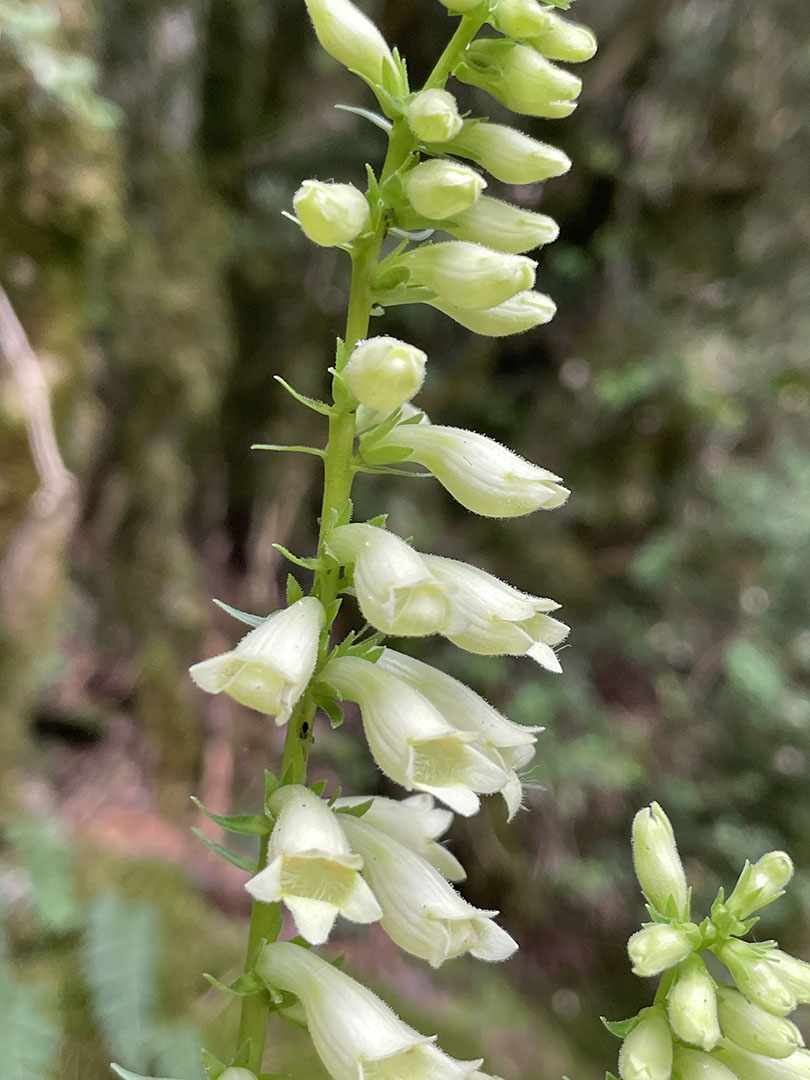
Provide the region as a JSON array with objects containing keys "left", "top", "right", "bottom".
[
  {"left": 365, "top": 513, "right": 388, "bottom": 527},
  {"left": 331, "top": 953, "right": 346, "bottom": 969},
  {"left": 335, "top": 799, "right": 374, "bottom": 819},
  {"left": 365, "top": 164, "right": 381, "bottom": 206},
  {"left": 315, "top": 693, "right": 345, "bottom": 729},
  {"left": 331, "top": 367, "right": 354, "bottom": 410},
  {"left": 264, "top": 769, "right": 280, "bottom": 806},
  {"left": 273, "top": 375, "right": 333, "bottom": 416},
  {"left": 232, "top": 1040, "right": 253, "bottom": 1067},
  {"left": 201, "top": 1048, "right": 227, "bottom": 1080},
  {"left": 111, "top": 1068, "right": 184, "bottom": 1080},
  {"left": 381, "top": 47, "right": 409, "bottom": 100},
  {"left": 360, "top": 443, "right": 415, "bottom": 466},
  {"left": 606, "top": 1073, "right": 621, "bottom": 1080},
  {"left": 324, "top": 597, "right": 343, "bottom": 625},
  {"left": 326, "top": 787, "right": 343, "bottom": 806},
  {"left": 545, "top": 0, "right": 573, "bottom": 8},
  {"left": 272, "top": 544, "right": 322, "bottom": 571},
  {"left": 372, "top": 282, "right": 439, "bottom": 307},
  {"left": 335, "top": 102, "right": 392, "bottom": 132},
  {"left": 191, "top": 797, "right": 271, "bottom": 836},
  {"left": 251, "top": 442, "right": 326, "bottom": 459},
  {"left": 286, "top": 574, "right": 304, "bottom": 605},
  {"left": 310, "top": 779, "right": 328, "bottom": 797},
  {"left": 359, "top": 408, "right": 404, "bottom": 449},
  {"left": 203, "top": 969, "right": 267, "bottom": 997},
  {"left": 213, "top": 598, "right": 265, "bottom": 627},
  {"left": 191, "top": 828, "right": 257, "bottom": 873},
  {"left": 601, "top": 1014, "right": 643, "bottom": 1039},
  {"left": 255, "top": 971, "right": 299, "bottom": 1010},
  {"left": 353, "top": 463, "right": 432, "bottom": 478}
]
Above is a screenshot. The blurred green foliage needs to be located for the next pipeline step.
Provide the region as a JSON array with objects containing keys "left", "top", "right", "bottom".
[{"left": 1, "top": 0, "right": 809, "bottom": 1077}]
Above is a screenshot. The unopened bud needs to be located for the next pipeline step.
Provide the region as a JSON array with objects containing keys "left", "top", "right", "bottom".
[
  {"left": 344, "top": 336, "right": 427, "bottom": 412},
  {"left": 628, "top": 924, "right": 692, "bottom": 978},
  {"left": 407, "top": 89, "right": 464, "bottom": 143},
  {"left": 404, "top": 159, "right": 486, "bottom": 220},
  {"left": 456, "top": 39, "right": 581, "bottom": 119},
  {"left": 429, "top": 289, "right": 556, "bottom": 337},
  {"left": 528, "top": 11, "right": 598, "bottom": 63},
  {"left": 446, "top": 196, "right": 558, "bottom": 254},
  {"left": 396, "top": 241, "right": 535, "bottom": 310},
  {"left": 715, "top": 1044, "right": 810, "bottom": 1080},
  {"left": 632, "top": 803, "right": 689, "bottom": 919},
  {"left": 619, "top": 1010, "right": 673, "bottom": 1080},
  {"left": 293, "top": 180, "right": 369, "bottom": 247},
  {"left": 716, "top": 985, "right": 803, "bottom": 1059},
  {"left": 768, "top": 951, "right": 810, "bottom": 1004},
  {"left": 440, "top": 122, "right": 571, "bottom": 184},
  {"left": 717, "top": 940, "right": 796, "bottom": 1017},
  {"left": 726, "top": 851, "right": 794, "bottom": 919},
  {"left": 491, "top": 0, "right": 553, "bottom": 38},
  {"left": 672, "top": 1048, "right": 737, "bottom": 1080},
  {"left": 303, "top": 0, "right": 395, "bottom": 86},
  {"left": 668, "top": 957, "right": 720, "bottom": 1052}
]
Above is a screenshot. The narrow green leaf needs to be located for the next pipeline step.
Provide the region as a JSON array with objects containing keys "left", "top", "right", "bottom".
[
  {"left": 212, "top": 598, "right": 265, "bottom": 627},
  {"left": 335, "top": 102, "right": 392, "bottom": 132},
  {"left": 203, "top": 970, "right": 267, "bottom": 997},
  {"left": 191, "top": 797, "right": 271, "bottom": 836},
  {"left": 335, "top": 799, "right": 374, "bottom": 819},
  {"left": 251, "top": 442, "right": 326, "bottom": 459},
  {"left": 286, "top": 574, "right": 304, "bottom": 605},
  {"left": 273, "top": 375, "right": 333, "bottom": 416},
  {"left": 191, "top": 829, "right": 257, "bottom": 873},
  {"left": 272, "top": 544, "right": 322, "bottom": 570}
]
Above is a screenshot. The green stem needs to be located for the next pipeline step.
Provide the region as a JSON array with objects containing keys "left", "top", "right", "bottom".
[{"left": 423, "top": 10, "right": 488, "bottom": 90}]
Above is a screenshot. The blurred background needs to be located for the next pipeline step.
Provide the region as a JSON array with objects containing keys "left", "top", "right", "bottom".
[{"left": 1, "top": 0, "right": 809, "bottom": 1076}]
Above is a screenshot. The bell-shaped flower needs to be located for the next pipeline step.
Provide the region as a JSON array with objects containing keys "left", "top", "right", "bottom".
[
  {"left": 394, "top": 241, "right": 536, "bottom": 311},
  {"left": 668, "top": 957, "right": 721, "bottom": 1052},
  {"left": 258, "top": 941, "right": 486, "bottom": 1080},
  {"left": 716, "top": 940, "right": 797, "bottom": 1017},
  {"left": 407, "top": 88, "right": 464, "bottom": 143},
  {"left": 404, "top": 159, "right": 486, "bottom": 220},
  {"left": 420, "top": 553, "right": 569, "bottom": 671},
  {"left": 294, "top": 180, "right": 369, "bottom": 247},
  {"left": 344, "top": 336, "right": 427, "bottom": 412},
  {"left": 444, "top": 196, "right": 559, "bottom": 255},
  {"left": 440, "top": 121, "right": 571, "bottom": 184},
  {"left": 303, "top": 0, "right": 395, "bottom": 86},
  {"left": 377, "top": 648, "right": 541, "bottom": 820},
  {"left": 627, "top": 923, "right": 692, "bottom": 978},
  {"left": 334, "top": 793, "right": 466, "bottom": 881},
  {"left": 245, "top": 785, "right": 381, "bottom": 945},
  {"left": 321, "top": 655, "right": 511, "bottom": 816},
  {"left": 340, "top": 814, "right": 517, "bottom": 968},
  {"left": 428, "top": 289, "right": 556, "bottom": 337},
  {"left": 715, "top": 1043, "right": 810, "bottom": 1080},
  {"left": 455, "top": 39, "right": 582, "bottom": 119},
  {"left": 619, "top": 1010, "right": 673, "bottom": 1080},
  {"left": 368, "top": 420, "right": 569, "bottom": 517},
  {"left": 716, "top": 985, "right": 803, "bottom": 1059},
  {"left": 631, "top": 802, "right": 689, "bottom": 919},
  {"left": 767, "top": 951, "right": 810, "bottom": 1004},
  {"left": 672, "top": 1048, "right": 738, "bottom": 1080},
  {"left": 189, "top": 596, "right": 324, "bottom": 724},
  {"left": 326, "top": 523, "right": 457, "bottom": 637},
  {"left": 725, "top": 851, "right": 794, "bottom": 919}
]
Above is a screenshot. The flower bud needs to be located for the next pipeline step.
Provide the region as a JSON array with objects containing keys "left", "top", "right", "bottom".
[
  {"left": 293, "top": 179, "right": 369, "bottom": 247},
  {"left": 528, "top": 11, "right": 598, "bottom": 63},
  {"left": 715, "top": 1044, "right": 810, "bottom": 1080},
  {"left": 619, "top": 1010, "right": 673, "bottom": 1080},
  {"left": 396, "top": 241, "right": 536, "bottom": 310},
  {"left": 344, "top": 336, "right": 427, "bottom": 412},
  {"left": 768, "top": 951, "right": 810, "bottom": 1004},
  {"left": 407, "top": 88, "right": 464, "bottom": 143},
  {"left": 303, "top": 0, "right": 395, "bottom": 86},
  {"left": 368, "top": 420, "right": 569, "bottom": 517},
  {"left": 455, "top": 39, "right": 582, "bottom": 119},
  {"left": 716, "top": 985, "right": 803, "bottom": 1059},
  {"left": 445, "top": 196, "right": 559, "bottom": 254},
  {"left": 672, "top": 1048, "right": 738, "bottom": 1080},
  {"left": 403, "top": 159, "right": 486, "bottom": 220},
  {"left": 219, "top": 1071, "right": 259, "bottom": 1080},
  {"left": 429, "top": 289, "right": 556, "bottom": 336},
  {"left": 189, "top": 597, "right": 325, "bottom": 724},
  {"left": 726, "top": 851, "right": 794, "bottom": 919},
  {"left": 632, "top": 802, "right": 689, "bottom": 919},
  {"left": 440, "top": 122, "right": 571, "bottom": 184},
  {"left": 716, "top": 940, "right": 797, "bottom": 1017},
  {"left": 668, "top": 957, "right": 721, "bottom": 1052},
  {"left": 627, "top": 924, "right": 692, "bottom": 978},
  {"left": 491, "top": 0, "right": 553, "bottom": 38}
]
